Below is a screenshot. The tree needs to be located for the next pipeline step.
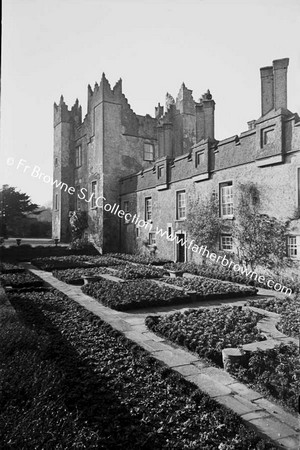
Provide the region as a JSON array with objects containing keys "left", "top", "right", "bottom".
[
  {"left": 0, "top": 185, "right": 40, "bottom": 237},
  {"left": 233, "top": 182, "right": 287, "bottom": 270},
  {"left": 186, "top": 192, "right": 222, "bottom": 253}
]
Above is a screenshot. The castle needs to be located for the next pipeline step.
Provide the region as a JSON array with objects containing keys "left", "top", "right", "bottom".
[{"left": 53, "top": 58, "right": 300, "bottom": 265}]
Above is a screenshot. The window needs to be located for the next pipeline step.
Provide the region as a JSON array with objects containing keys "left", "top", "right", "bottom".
[
  {"left": 149, "top": 232, "right": 156, "bottom": 245},
  {"left": 124, "top": 201, "right": 130, "bottom": 223},
  {"left": 176, "top": 191, "right": 186, "bottom": 220},
  {"left": 167, "top": 223, "right": 173, "bottom": 240},
  {"left": 220, "top": 182, "right": 233, "bottom": 218},
  {"left": 195, "top": 151, "right": 203, "bottom": 168},
  {"left": 157, "top": 165, "right": 164, "bottom": 178},
  {"left": 75, "top": 145, "right": 82, "bottom": 167},
  {"left": 75, "top": 185, "right": 81, "bottom": 210},
  {"left": 145, "top": 197, "right": 152, "bottom": 221},
  {"left": 55, "top": 194, "right": 58, "bottom": 210},
  {"left": 136, "top": 227, "right": 140, "bottom": 237},
  {"left": 91, "top": 181, "right": 97, "bottom": 208},
  {"left": 220, "top": 234, "right": 233, "bottom": 251},
  {"left": 287, "top": 236, "right": 299, "bottom": 258},
  {"left": 55, "top": 157, "right": 58, "bottom": 166},
  {"left": 144, "top": 143, "right": 154, "bottom": 161}
]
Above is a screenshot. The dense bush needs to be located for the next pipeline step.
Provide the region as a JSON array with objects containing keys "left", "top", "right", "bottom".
[
  {"left": 32, "top": 255, "right": 125, "bottom": 271},
  {"left": 162, "top": 276, "right": 257, "bottom": 298},
  {"left": 114, "top": 264, "right": 167, "bottom": 280},
  {"left": 230, "top": 344, "right": 300, "bottom": 413},
  {"left": 146, "top": 307, "right": 265, "bottom": 366},
  {"left": 53, "top": 267, "right": 111, "bottom": 284},
  {"left": 82, "top": 279, "right": 190, "bottom": 310},
  {"left": 1, "top": 288, "right": 275, "bottom": 448},
  {"left": 0, "top": 272, "right": 44, "bottom": 288},
  {"left": 247, "top": 296, "right": 300, "bottom": 339}
]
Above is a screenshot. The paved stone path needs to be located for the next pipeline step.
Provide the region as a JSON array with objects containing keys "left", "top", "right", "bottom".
[{"left": 25, "top": 264, "right": 299, "bottom": 449}]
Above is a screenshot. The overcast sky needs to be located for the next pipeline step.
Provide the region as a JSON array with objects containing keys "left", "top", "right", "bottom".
[{"left": 1, "top": 0, "right": 300, "bottom": 206}]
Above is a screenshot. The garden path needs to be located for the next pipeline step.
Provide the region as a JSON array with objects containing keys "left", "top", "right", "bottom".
[{"left": 24, "top": 263, "right": 299, "bottom": 450}]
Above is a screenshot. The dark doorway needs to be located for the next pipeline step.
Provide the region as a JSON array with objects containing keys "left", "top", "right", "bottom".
[{"left": 176, "top": 233, "right": 185, "bottom": 262}]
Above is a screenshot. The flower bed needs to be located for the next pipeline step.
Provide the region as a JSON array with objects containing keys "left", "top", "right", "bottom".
[
  {"left": 108, "top": 253, "right": 172, "bottom": 266},
  {"left": 82, "top": 279, "right": 190, "bottom": 310},
  {"left": 32, "top": 255, "right": 125, "bottom": 271},
  {"left": 0, "top": 272, "right": 44, "bottom": 288},
  {"left": 164, "top": 262, "right": 300, "bottom": 294},
  {"left": 229, "top": 343, "right": 300, "bottom": 413},
  {"left": 247, "top": 296, "right": 300, "bottom": 339},
  {"left": 53, "top": 267, "right": 111, "bottom": 285},
  {"left": 114, "top": 264, "right": 167, "bottom": 280},
  {"left": 161, "top": 276, "right": 257, "bottom": 298},
  {"left": 2, "top": 288, "right": 275, "bottom": 449},
  {"left": 0, "top": 261, "right": 24, "bottom": 274},
  {"left": 146, "top": 307, "right": 265, "bottom": 367}
]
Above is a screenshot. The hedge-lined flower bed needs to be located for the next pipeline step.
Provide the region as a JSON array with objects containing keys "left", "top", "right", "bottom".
[
  {"left": 164, "top": 262, "right": 299, "bottom": 294},
  {"left": 146, "top": 307, "right": 265, "bottom": 367},
  {"left": 0, "top": 261, "right": 24, "bottom": 274},
  {"left": 108, "top": 253, "right": 172, "bottom": 266},
  {"left": 53, "top": 267, "right": 111, "bottom": 285},
  {"left": 2, "top": 288, "right": 276, "bottom": 449},
  {"left": 0, "top": 272, "right": 44, "bottom": 289},
  {"left": 82, "top": 279, "right": 190, "bottom": 310},
  {"left": 247, "top": 296, "right": 300, "bottom": 339},
  {"left": 32, "top": 255, "right": 125, "bottom": 271},
  {"left": 114, "top": 264, "right": 167, "bottom": 280},
  {"left": 162, "top": 276, "right": 257, "bottom": 298},
  {"left": 229, "top": 343, "right": 300, "bottom": 413}
]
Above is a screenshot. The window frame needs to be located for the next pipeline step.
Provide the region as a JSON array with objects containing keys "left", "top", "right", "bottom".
[
  {"left": 176, "top": 190, "right": 186, "bottom": 220},
  {"left": 220, "top": 234, "right": 233, "bottom": 252},
  {"left": 148, "top": 232, "right": 156, "bottom": 245},
  {"left": 145, "top": 197, "right": 152, "bottom": 221},
  {"left": 91, "top": 181, "right": 97, "bottom": 208},
  {"left": 219, "top": 181, "right": 233, "bottom": 219},
  {"left": 75, "top": 185, "right": 81, "bottom": 210},
  {"left": 75, "top": 145, "right": 82, "bottom": 168},
  {"left": 55, "top": 193, "right": 58, "bottom": 210},
  {"left": 143, "top": 143, "right": 154, "bottom": 162},
  {"left": 287, "top": 235, "right": 299, "bottom": 259}
]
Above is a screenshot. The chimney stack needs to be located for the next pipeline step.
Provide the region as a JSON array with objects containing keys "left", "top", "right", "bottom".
[
  {"left": 273, "top": 58, "right": 289, "bottom": 110},
  {"left": 196, "top": 90, "right": 215, "bottom": 141},
  {"left": 260, "top": 58, "right": 289, "bottom": 116}
]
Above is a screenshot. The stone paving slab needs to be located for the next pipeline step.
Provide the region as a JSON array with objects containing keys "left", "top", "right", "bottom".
[
  {"left": 24, "top": 264, "right": 299, "bottom": 449},
  {"left": 186, "top": 374, "right": 232, "bottom": 398},
  {"left": 216, "top": 394, "right": 263, "bottom": 415}
]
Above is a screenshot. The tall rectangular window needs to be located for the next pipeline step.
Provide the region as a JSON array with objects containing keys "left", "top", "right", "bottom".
[
  {"left": 75, "top": 145, "right": 82, "bottom": 167},
  {"left": 144, "top": 143, "right": 154, "bottom": 161},
  {"left": 145, "top": 197, "right": 152, "bottom": 221},
  {"left": 55, "top": 194, "right": 58, "bottom": 210},
  {"left": 157, "top": 165, "right": 164, "bottom": 179},
  {"left": 176, "top": 190, "right": 186, "bottom": 220},
  {"left": 287, "top": 236, "right": 298, "bottom": 258},
  {"left": 149, "top": 232, "right": 156, "bottom": 245},
  {"left": 195, "top": 151, "right": 203, "bottom": 168},
  {"left": 220, "top": 182, "right": 233, "bottom": 218},
  {"left": 91, "top": 181, "right": 97, "bottom": 208},
  {"left": 75, "top": 185, "right": 81, "bottom": 210}
]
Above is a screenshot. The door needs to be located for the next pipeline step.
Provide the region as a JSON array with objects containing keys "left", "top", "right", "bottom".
[{"left": 176, "top": 233, "right": 186, "bottom": 262}]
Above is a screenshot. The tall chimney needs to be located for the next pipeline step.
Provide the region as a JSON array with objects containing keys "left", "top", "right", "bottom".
[
  {"left": 260, "top": 66, "right": 274, "bottom": 115},
  {"left": 196, "top": 90, "right": 215, "bottom": 141},
  {"left": 273, "top": 58, "right": 289, "bottom": 110}
]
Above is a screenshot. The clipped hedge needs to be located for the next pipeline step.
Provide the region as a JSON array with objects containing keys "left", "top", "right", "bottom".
[
  {"left": 114, "top": 264, "right": 167, "bottom": 280},
  {"left": 162, "top": 276, "right": 257, "bottom": 298},
  {"left": 0, "top": 272, "right": 44, "bottom": 289},
  {"left": 53, "top": 267, "right": 111, "bottom": 285},
  {"left": 146, "top": 307, "right": 265, "bottom": 366},
  {"left": 32, "top": 255, "right": 125, "bottom": 271},
  {"left": 82, "top": 279, "right": 189, "bottom": 311},
  {"left": 247, "top": 296, "right": 300, "bottom": 339}
]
